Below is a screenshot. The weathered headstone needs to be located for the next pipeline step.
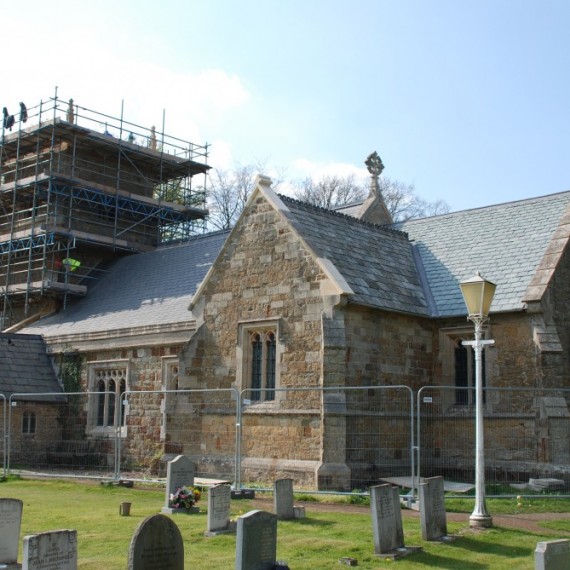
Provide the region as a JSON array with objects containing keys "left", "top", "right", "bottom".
[
  {"left": 128, "top": 514, "right": 183, "bottom": 570},
  {"left": 162, "top": 454, "right": 195, "bottom": 513},
  {"left": 528, "top": 478, "right": 565, "bottom": 492},
  {"left": 274, "top": 478, "right": 294, "bottom": 520},
  {"left": 235, "top": 510, "right": 277, "bottom": 570},
  {"left": 419, "top": 476, "right": 451, "bottom": 541},
  {"left": 205, "top": 483, "right": 235, "bottom": 536},
  {"left": 370, "top": 484, "right": 422, "bottom": 560},
  {"left": 0, "top": 498, "right": 23, "bottom": 569},
  {"left": 535, "top": 539, "right": 570, "bottom": 570},
  {"left": 22, "top": 529, "right": 77, "bottom": 570}
]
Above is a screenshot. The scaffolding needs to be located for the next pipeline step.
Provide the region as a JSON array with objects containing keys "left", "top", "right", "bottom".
[{"left": 0, "top": 92, "right": 210, "bottom": 329}]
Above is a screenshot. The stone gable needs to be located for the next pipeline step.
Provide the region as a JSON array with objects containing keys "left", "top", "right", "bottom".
[{"left": 182, "top": 191, "right": 332, "bottom": 394}]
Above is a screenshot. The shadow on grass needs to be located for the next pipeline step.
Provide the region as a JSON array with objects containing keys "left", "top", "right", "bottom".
[
  {"left": 449, "top": 535, "right": 532, "bottom": 558},
  {"left": 283, "top": 517, "right": 335, "bottom": 528},
  {"left": 410, "top": 551, "right": 487, "bottom": 569}
]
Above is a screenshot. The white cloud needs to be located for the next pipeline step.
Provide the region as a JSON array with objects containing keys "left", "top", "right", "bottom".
[
  {"left": 291, "top": 159, "right": 368, "bottom": 183},
  {"left": 3, "top": 41, "right": 249, "bottom": 159},
  {"left": 208, "top": 140, "right": 234, "bottom": 170}
]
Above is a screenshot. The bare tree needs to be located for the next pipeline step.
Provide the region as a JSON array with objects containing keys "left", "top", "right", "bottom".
[
  {"left": 207, "top": 165, "right": 255, "bottom": 230},
  {"left": 207, "top": 160, "right": 286, "bottom": 230},
  {"left": 292, "top": 174, "right": 449, "bottom": 222},
  {"left": 379, "top": 177, "right": 450, "bottom": 222},
  {"left": 207, "top": 165, "right": 448, "bottom": 230},
  {"left": 292, "top": 174, "right": 367, "bottom": 209}
]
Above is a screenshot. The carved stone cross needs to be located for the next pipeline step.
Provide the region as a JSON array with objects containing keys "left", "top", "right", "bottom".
[{"left": 365, "top": 151, "right": 384, "bottom": 177}]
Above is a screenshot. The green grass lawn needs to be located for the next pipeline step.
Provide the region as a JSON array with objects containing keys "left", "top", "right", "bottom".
[{"left": 1, "top": 478, "right": 568, "bottom": 569}]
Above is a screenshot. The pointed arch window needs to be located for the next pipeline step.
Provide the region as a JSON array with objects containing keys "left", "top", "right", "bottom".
[
  {"left": 248, "top": 330, "right": 277, "bottom": 401},
  {"left": 239, "top": 322, "right": 280, "bottom": 403}
]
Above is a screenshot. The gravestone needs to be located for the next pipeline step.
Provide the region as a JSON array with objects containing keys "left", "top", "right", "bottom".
[
  {"left": 370, "top": 484, "right": 421, "bottom": 560},
  {"left": 235, "top": 510, "right": 277, "bottom": 570},
  {"left": 162, "top": 454, "right": 195, "bottom": 514},
  {"left": 274, "top": 478, "right": 294, "bottom": 520},
  {"left": 128, "top": 514, "right": 183, "bottom": 570},
  {"left": 22, "top": 529, "right": 77, "bottom": 570},
  {"left": 419, "top": 476, "right": 451, "bottom": 541},
  {"left": 205, "top": 483, "right": 235, "bottom": 536},
  {"left": 535, "top": 539, "right": 570, "bottom": 570},
  {"left": 0, "top": 498, "right": 23, "bottom": 569}
]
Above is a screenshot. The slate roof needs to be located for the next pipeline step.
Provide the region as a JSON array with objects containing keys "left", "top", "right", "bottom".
[
  {"left": 23, "top": 231, "right": 229, "bottom": 338},
  {"left": 19, "top": 188, "right": 570, "bottom": 337},
  {"left": 395, "top": 191, "right": 570, "bottom": 317},
  {"left": 0, "top": 333, "right": 64, "bottom": 401},
  {"left": 279, "top": 195, "right": 431, "bottom": 315}
]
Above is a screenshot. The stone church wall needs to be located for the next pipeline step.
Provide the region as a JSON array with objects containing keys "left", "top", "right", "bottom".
[
  {"left": 178, "top": 194, "right": 329, "bottom": 485},
  {"left": 341, "top": 306, "right": 434, "bottom": 486},
  {"left": 77, "top": 345, "right": 182, "bottom": 472},
  {"left": 8, "top": 402, "right": 63, "bottom": 467}
]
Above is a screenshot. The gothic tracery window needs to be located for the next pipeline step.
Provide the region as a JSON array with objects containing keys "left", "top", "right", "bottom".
[{"left": 241, "top": 325, "right": 279, "bottom": 402}]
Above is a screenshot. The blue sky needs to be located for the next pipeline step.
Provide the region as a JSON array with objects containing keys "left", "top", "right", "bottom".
[{"left": 3, "top": 0, "right": 569, "bottom": 212}]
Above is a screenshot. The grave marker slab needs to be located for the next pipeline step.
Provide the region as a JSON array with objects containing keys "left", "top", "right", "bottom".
[
  {"left": 205, "top": 484, "right": 235, "bottom": 536},
  {"left": 128, "top": 514, "right": 183, "bottom": 570},
  {"left": 162, "top": 454, "right": 195, "bottom": 514},
  {"left": 419, "top": 476, "right": 452, "bottom": 541},
  {"left": 274, "top": 478, "right": 294, "bottom": 520},
  {"left": 0, "top": 498, "right": 23, "bottom": 569},
  {"left": 22, "top": 530, "right": 77, "bottom": 570},
  {"left": 370, "top": 484, "right": 421, "bottom": 560},
  {"left": 235, "top": 510, "right": 277, "bottom": 570},
  {"left": 535, "top": 539, "right": 570, "bottom": 570}
]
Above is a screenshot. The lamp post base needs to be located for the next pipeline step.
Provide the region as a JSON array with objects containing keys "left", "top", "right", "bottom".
[{"left": 469, "top": 514, "right": 493, "bottom": 528}]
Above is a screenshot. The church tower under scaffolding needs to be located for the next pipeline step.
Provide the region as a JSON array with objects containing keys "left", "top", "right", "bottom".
[{"left": 0, "top": 94, "right": 210, "bottom": 329}]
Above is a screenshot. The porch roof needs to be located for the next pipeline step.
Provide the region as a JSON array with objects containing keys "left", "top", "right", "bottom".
[
  {"left": 280, "top": 195, "right": 431, "bottom": 316},
  {"left": 0, "top": 333, "right": 64, "bottom": 401}
]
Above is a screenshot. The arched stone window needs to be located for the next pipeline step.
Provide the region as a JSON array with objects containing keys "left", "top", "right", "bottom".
[
  {"left": 249, "top": 330, "right": 276, "bottom": 400},
  {"left": 238, "top": 322, "right": 281, "bottom": 403}
]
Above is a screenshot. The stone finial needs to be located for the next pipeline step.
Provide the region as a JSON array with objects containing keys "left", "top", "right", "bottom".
[
  {"left": 255, "top": 174, "right": 272, "bottom": 188},
  {"left": 365, "top": 151, "right": 384, "bottom": 197},
  {"left": 365, "top": 151, "right": 384, "bottom": 177},
  {"left": 356, "top": 151, "right": 393, "bottom": 225}
]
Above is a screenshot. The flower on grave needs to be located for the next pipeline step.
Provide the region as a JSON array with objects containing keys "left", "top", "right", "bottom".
[{"left": 169, "top": 486, "right": 201, "bottom": 510}]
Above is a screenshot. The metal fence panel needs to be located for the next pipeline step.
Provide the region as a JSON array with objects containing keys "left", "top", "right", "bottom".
[
  {"left": 1, "top": 394, "right": 5, "bottom": 477},
  {"left": 417, "top": 387, "right": 570, "bottom": 492},
  {"left": 122, "top": 389, "right": 239, "bottom": 483},
  {"left": 238, "top": 386, "right": 414, "bottom": 493},
  {"left": 8, "top": 392, "right": 118, "bottom": 478}
]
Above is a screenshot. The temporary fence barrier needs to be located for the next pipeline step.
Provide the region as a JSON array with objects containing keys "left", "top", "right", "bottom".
[
  {"left": 7, "top": 392, "right": 119, "bottom": 478},
  {"left": 417, "top": 386, "right": 570, "bottom": 496},
  {"left": 237, "top": 385, "right": 415, "bottom": 493},
  {"left": 2, "top": 386, "right": 570, "bottom": 497},
  {"left": 121, "top": 388, "right": 239, "bottom": 483},
  {"left": 1, "top": 394, "right": 5, "bottom": 478}
]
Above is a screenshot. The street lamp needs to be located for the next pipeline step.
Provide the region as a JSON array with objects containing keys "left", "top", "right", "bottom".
[{"left": 459, "top": 271, "right": 496, "bottom": 529}]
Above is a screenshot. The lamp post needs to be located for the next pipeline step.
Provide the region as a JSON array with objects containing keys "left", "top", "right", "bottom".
[{"left": 459, "top": 271, "right": 496, "bottom": 529}]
